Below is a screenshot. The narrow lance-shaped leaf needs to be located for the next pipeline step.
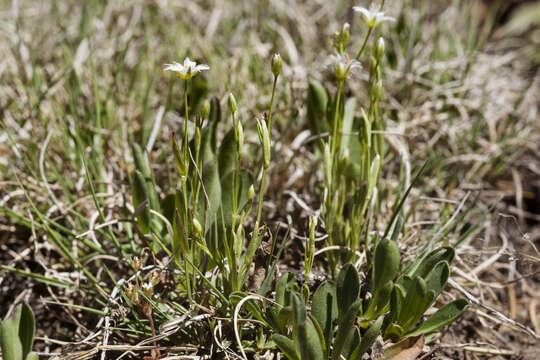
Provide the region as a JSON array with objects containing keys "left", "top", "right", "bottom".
[
  {"left": 405, "top": 299, "right": 469, "bottom": 337},
  {"left": 351, "top": 315, "right": 384, "bottom": 360},
  {"left": 272, "top": 334, "right": 299, "bottom": 360},
  {"left": 311, "top": 282, "right": 338, "bottom": 350},
  {"left": 336, "top": 263, "right": 360, "bottom": 320},
  {"left": 18, "top": 304, "right": 35, "bottom": 360},
  {"left": 0, "top": 306, "right": 23, "bottom": 360},
  {"left": 332, "top": 299, "right": 362, "bottom": 360},
  {"left": 372, "top": 239, "right": 400, "bottom": 295}
]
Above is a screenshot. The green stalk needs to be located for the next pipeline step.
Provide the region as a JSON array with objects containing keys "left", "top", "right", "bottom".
[
  {"left": 355, "top": 27, "right": 374, "bottom": 60},
  {"left": 267, "top": 75, "right": 278, "bottom": 131}
]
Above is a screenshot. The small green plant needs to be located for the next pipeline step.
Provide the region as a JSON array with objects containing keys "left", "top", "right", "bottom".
[
  {"left": 0, "top": 303, "right": 38, "bottom": 360},
  {"left": 267, "top": 241, "right": 468, "bottom": 359}
]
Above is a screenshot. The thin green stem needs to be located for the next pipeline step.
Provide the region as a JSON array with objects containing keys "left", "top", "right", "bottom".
[
  {"left": 355, "top": 26, "right": 373, "bottom": 60},
  {"left": 267, "top": 75, "right": 278, "bottom": 131},
  {"left": 331, "top": 80, "right": 344, "bottom": 158}
]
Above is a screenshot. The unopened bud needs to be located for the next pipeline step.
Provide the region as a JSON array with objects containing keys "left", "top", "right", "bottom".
[
  {"left": 201, "top": 99, "right": 211, "bottom": 119},
  {"left": 341, "top": 23, "right": 351, "bottom": 47},
  {"left": 375, "top": 80, "right": 383, "bottom": 99},
  {"left": 228, "top": 93, "right": 237, "bottom": 113},
  {"left": 130, "top": 256, "right": 142, "bottom": 271},
  {"left": 248, "top": 184, "right": 255, "bottom": 200},
  {"left": 192, "top": 217, "right": 203, "bottom": 237},
  {"left": 256, "top": 118, "right": 271, "bottom": 169},
  {"left": 375, "top": 37, "right": 385, "bottom": 60},
  {"left": 236, "top": 121, "right": 244, "bottom": 156},
  {"left": 271, "top": 53, "right": 282, "bottom": 77}
]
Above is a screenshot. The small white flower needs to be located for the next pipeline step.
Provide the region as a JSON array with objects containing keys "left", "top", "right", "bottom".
[
  {"left": 164, "top": 57, "right": 210, "bottom": 80},
  {"left": 327, "top": 52, "right": 362, "bottom": 80},
  {"left": 353, "top": 5, "right": 395, "bottom": 28},
  {"left": 141, "top": 282, "right": 153, "bottom": 297}
]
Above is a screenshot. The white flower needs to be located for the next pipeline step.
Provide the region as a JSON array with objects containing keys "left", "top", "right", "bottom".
[
  {"left": 164, "top": 57, "right": 209, "bottom": 80},
  {"left": 353, "top": 5, "right": 395, "bottom": 28},
  {"left": 327, "top": 52, "right": 362, "bottom": 80}
]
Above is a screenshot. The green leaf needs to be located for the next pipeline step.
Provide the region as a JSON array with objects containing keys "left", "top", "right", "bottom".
[
  {"left": 424, "top": 261, "right": 450, "bottom": 299},
  {"left": 364, "top": 281, "right": 393, "bottom": 320},
  {"left": 25, "top": 353, "right": 38, "bottom": 360},
  {"left": 131, "top": 170, "right": 150, "bottom": 234},
  {"left": 407, "top": 247, "right": 454, "bottom": 279},
  {"left": 307, "top": 80, "right": 328, "bottom": 135},
  {"left": 337, "top": 263, "right": 360, "bottom": 320},
  {"left": 208, "top": 96, "right": 221, "bottom": 153},
  {"left": 384, "top": 323, "right": 404, "bottom": 342},
  {"left": 275, "top": 273, "right": 296, "bottom": 307},
  {"left": 341, "top": 326, "right": 360, "bottom": 360},
  {"left": 398, "top": 277, "right": 429, "bottom": 332},
  {"left": 297, "top": 318, "right": 325, "bottom": 360},
  {"left": 272, "top": 334, "right": 299, "bottom": 360},
  {"left": 372, "top": 239, "right": 400, "bottom": 294},
  {"left": 199, "top": 160, "right": 222, "bottom": 229},
  {"left": 0, "top": 306, "right": 23, "bottom": 360},
  {"left": 293, "top": 295, "right": 325, "bottom": 360},
  {"left": 18, "top": 304, "right": 35, "bottom": 360},
  {"left": 405, "top": 299, "right": 469, "bottom": 337},
  {"left": 220, "top": 170, "right": 253, "bottom": 226},
  {"left": 292, "top": 293, "right": 307, "bottom": 328},
  {"left": 332, "top": 299, "right": 362, "bottom": 360},
  {"left": 388, "top": 283, "right": 406, "bottom": 324},
  {"left": 311, "top": 282, "right": 337, "bottom": 349},
  {"left": 217, "top": 130, "right": 237, "bottom": 178},
  {"left": 351, "top": 315, "right": 384, "bottom": 359}
]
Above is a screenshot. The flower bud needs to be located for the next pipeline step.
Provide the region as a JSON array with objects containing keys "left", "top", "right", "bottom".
[
  {"left": 375, "top": 37, "right": 385, "bottom": 60},
  {"left": 236, "top": 121, "right": 244, "bottom": 156},
  {"left": 192, "top": 217, "right": 203, "bottom": 237},
  {"left": 374, "top": 80, "right": 383, "bottom": 100},
  {"left": 130, "top": 256, "right": 142, "bottom": 271},
  {"left": 228, "top": 93, "right": 237, "bottom": 113},
  {"left": 271, "top": 53, "right": 282, "bottom": 77},
  {"left": 341, "top": 23, "right": 351, "bottom": 47},
  {"left": 124, "top": 283, "right": 140, "bottom": 305},
  {"left": 201, "top": 99, "right": 211, "bottom": 119},
  {"left": 149, "top": 271, "right": 161, "bottom": 287},
  {"left": 248, "top": 184, "right": 255, "bottom": 200},
  {"left": 256, "top": 118, "right": 271, "bottom": 169}
]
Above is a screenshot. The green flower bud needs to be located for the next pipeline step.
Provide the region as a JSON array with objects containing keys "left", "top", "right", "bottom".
[
  {"left": 375, "top": 37, "right": 385, "bottom": 60},
  {"left": 192, "top": 217, "right": 203, "bottom": 237},
  {"left": 236, "top": 121, "right": 244, "bottom": 156},
  {"left": 201, "top": 99, "right": 211, "bottom": 119},
  {"left": 248, "top": 184, "right": 255, "bottom": 200},
  {"left": 256, "top": 118, "right": 271, "bottom": 169},
  {"left": 271, "top": 53, "right": 282, "bottom": 77},
  {"left": 228, "top": 93, "right": 237, "bottom": 113},
  {"left": 341, "top": 23, "right": 351, "bottom": 47}
]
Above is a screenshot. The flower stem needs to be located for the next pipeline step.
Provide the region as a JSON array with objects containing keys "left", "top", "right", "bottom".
[
  {"left": 267, "top": 75, "right": 278, "bottom": 131},
  {"left": 355, "top": 26, "right": 373, "bottom": 60}
]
